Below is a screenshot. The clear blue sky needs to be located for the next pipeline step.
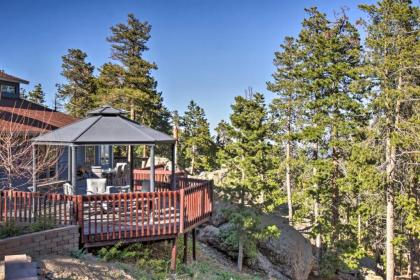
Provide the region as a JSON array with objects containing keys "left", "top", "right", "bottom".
[{"left": 1, "top": 0, "right": 375, "bottom": 130}]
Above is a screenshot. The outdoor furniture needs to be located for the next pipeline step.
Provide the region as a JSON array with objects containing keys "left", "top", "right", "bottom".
[
  {"left": 86, "top": 178, "right": 107, "bottom": 195},
  {"left": 113, "top": 162, "right": 126, "bottom": 185},
  {"left": 106, "top": 185, "right": 130, "bottom": 194},
  {"left": 102, "top": 168, "right": 116, "bottom": 185},
  {"left": 63, "top": 182, "right": 74, "bottom": 195},
  {"left": 91, "top": 166, "right": 103, "bottom": 178},
  {"left": 140, "top": 180, "right": 151, "bottom": 192}
]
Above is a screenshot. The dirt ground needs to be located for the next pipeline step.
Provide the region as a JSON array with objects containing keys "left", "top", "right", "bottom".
[{"left": 39, "top": 255, "right": 135, "bottom": 280}]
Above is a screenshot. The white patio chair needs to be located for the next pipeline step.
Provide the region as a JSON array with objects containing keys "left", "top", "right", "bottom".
[
  {"left": 90, "top": 166, "right": 103, "bottom": 178},
  {"left": 87, "top": 178, "right": 107, "bottom": 195},
  {"left": 63, "top": 182, "right": 75, "bottom": 195}
]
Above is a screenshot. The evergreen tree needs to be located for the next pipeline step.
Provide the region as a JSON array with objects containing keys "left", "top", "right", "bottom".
[
  {"left": 267, "top": 36, "right": 303, "bottom": 224},
  {"left": 178, "top": 101, "right": 215, "bottom": 174},
  {"left": 28, "top": 83, "right": 46, "bottom": 105},
  {"left": 217, "top": 92, "right": 280, "bottom": 271},
  {"left": 58, "top": 49, "right": 97, "bottom": 117},
  {"left": 360, "top": 1, "right": 420, "bottom": 278},
  {"left": 273, "top": 8, "right": 368, "bottom": 275},
  {"left": 98, "top": 14, "right": 171, "bottom": 133}
]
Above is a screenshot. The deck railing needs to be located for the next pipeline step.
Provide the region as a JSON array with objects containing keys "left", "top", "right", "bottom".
[
  {"left": 0, "top": 190, "right": 79, "bottom": 225},
  {"left": 0, "top": 177, "right": 213, "bottom": 246}
]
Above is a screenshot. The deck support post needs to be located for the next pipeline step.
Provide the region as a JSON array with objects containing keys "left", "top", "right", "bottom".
[
  {"left": 171, "top": 238, "right": 177, "bottom": 272},
  {"left": 183, "top": 233, "right": 188, "bottom": 263},
  {"left": 192, "top": 228, "right": 196, "bottom": 261},
  {"left": 32, "top": 144, "right": 36, "bottom": 192}
]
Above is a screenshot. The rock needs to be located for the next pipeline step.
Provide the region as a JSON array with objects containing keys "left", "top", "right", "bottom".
[
  {"left": 258, "top": 223, "right": 314, "bottom": 280},
  {"left": 198, "top": 224, "right": 237, "bottom": 259},
  {"left": 209, "top": 199, "right": 236, "bottom": 227},
  {"left": 253, "top": 251, "right": 290, "bottom": 280},
  {"left": 198, "top": 221, "right": 314, "bottom": 280}
]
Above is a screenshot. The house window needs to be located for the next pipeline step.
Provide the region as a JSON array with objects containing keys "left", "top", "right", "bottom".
[
  {"left": 85, "top": 146, "right": 95, "bottom": 165},
  {"left": 1, "top": 84, "right": 16, "bottom": 95},
  {"left": 100, "top": 145, "right": 110, "bottom": 165}
]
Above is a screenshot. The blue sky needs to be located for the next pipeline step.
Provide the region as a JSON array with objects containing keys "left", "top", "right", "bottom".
[{"left": 1, "top": 0, "right": 375, "bottom": 130}]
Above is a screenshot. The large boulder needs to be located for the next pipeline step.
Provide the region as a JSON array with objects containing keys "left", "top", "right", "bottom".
[
  {"left": 257, "top": 223, "right": 314, "bottom": 280},
  {"left": 198, "top": 221, "right": 314, "bottom": 280}
]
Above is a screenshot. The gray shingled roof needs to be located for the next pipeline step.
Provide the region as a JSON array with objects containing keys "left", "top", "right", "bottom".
[{"left": 32, "top": 106, "right": 175, "bottom": 145}]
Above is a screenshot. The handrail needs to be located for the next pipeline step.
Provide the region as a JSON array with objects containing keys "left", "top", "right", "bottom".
[{"left": 0, "top": 177, "right": 213, "bottom": 245}]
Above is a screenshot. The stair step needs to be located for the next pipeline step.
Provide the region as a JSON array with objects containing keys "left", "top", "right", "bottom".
[
  {"left": 5, "top": 255, "right": 38, "bottom": 280},
  {"left": 4, "top": 255, "right": 31, "bottom": 263}
]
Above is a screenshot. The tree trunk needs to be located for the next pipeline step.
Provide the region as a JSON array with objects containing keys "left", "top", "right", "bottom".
[
  {"left": 385, "top": 74, "right": 401, "bottom": 280},
  {"left": 190, "top": 153, "right": 195, "bottom": 175},
  {"left": 237, "top": 235, "right": 244, "bottom": 272},
  {"left": 285, "top": 137, "right": 293, "bottom": 224},
  {"left": 312, "top": 143, "right": 321, "bottom": 274}
]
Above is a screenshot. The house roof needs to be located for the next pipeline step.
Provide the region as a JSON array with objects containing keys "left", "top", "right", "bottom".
[
  {"left": 0, "top": 71, "right": 29, "bottom": 84},
  {"left": 0, "top": 98, "right": 77, "bottom": 134},
  {"left": 32, "top": 105, "right": 175, "bottom": 145}
]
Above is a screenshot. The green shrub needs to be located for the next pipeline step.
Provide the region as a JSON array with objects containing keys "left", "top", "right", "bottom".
[
  {"left": 0, "top": 221, "right": 24, "bottom": 238},
  {"left": 30, "top": 216, "right": 55, "bottom": 232}
]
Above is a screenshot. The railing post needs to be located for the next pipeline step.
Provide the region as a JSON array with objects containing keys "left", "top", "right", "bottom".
[
  {"left": 179, "top": 189, "right": 184, "bottom": 233},
  {"left": 76, "top": 195, "right": 84, "bottom": 245}
]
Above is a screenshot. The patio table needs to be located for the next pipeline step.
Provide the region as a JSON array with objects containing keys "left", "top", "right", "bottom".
[{"left": 102, "top": 168, "right": 116, "bottom": 185}]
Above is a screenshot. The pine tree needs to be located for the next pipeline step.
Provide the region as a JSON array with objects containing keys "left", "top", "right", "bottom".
[
  {"left": 282, "top": 8, "right": 368, "bottom": 275},
  {"left": 28, "top": 83, "right": 46, "bottom": 105},
  {"left": 217, "top": 92, "right": 280, "bottom": 271},
  {"left": 58, "top": 49, "right": 97, "bottom": 117},
  {"left": 267, "top": 36, "right": 303, "bottom": 224},
  {"left": 359, "top": 1, "right": 420, "bottom": 278},
  {"left": 178, "top": 101, "right": 215, "bottom": 174},
  {"left": 99, "top": 14, "right": 171, "bottom": 133}
]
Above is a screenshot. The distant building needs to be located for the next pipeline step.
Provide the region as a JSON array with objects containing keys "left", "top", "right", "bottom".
[
  {"left": 0, "top": 70, "right": 76, "bottom": 133},
  {"left": 0, "top": 71, "right": 76, "bottom": 188},
  {"left": 0, "top": 71, "right": 113, "bottom": 189}
]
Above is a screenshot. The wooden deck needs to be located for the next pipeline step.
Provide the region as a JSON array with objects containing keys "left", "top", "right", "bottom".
[{"left": 0, "top": 177, "right": 213, "bottom": 248}]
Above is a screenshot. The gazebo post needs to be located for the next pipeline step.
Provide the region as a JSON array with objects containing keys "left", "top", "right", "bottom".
[
  {"left": 150, "top": 144, "right": 155, "bottom": 192},
  {"left": 32, "top": 144, "right": 36, "bottom": 192},
  {"left": 171, "top": 143, "right": 176, "bottom": 190},
  {"left": 67, "top": 146, "right": 71, "bottom": 182},
  {"left": 71, "top": 145, "right": 77, "bottom": 189},
  {"left": 130, "top": 145, "right": 134, "bottom": 191}
]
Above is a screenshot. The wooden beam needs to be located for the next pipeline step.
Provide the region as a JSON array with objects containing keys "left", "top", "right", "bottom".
[{"left": 171, "top": 238, "right": 177, "bottom": 272}]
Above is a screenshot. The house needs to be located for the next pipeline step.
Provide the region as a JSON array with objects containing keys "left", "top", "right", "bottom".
[
  {"left": 0, "top": 71, "right": 117, "bottom": 189},
  {"left": 0, "top": 71, "right": 76, "bottom": 188}
]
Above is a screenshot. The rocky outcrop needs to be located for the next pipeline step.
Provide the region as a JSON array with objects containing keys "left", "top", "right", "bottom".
[{"left": 198, "top": 201, "right": 314, "bottom": 280}]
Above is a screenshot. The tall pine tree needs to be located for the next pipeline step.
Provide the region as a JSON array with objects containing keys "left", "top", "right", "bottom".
[
  {"left": 178, "top": 100, "right": 215, "bottom": 174},
  {"left": 360, "top": 1, "right": 420, "bottom": 278},
  {"left": 98, "top": 14, "right": 171, "bottom": 133},
  {"left": 58, "top": 49, "right": 97, "bottom": 117},
  {"left": 217, "top": 92, "right": 280, "bottom": 271},
  {"left": 28, "top": 83, "right": 46, "bottom": 105},
  {"left": 268, "top": 36, "right": 303, "bottom": 224}
]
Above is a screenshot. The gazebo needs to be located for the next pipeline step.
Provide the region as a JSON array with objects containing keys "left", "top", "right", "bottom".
[{"left": 31, "top": 105, "right": 177, "bottom": 193}]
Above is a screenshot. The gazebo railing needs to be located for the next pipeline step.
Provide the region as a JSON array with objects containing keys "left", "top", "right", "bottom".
[{"left": 0, "top": 177, "right": 213, "bottom": 246}]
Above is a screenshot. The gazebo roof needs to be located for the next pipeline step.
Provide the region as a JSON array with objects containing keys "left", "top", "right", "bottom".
[{"left": 32, "top": 106, "right": 175, "bottom": 145}]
